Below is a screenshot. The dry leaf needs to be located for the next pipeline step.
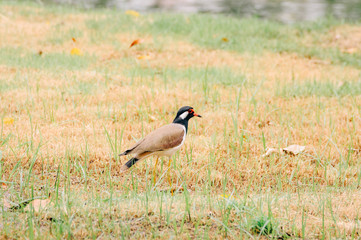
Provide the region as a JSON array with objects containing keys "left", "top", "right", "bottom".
[
  {"left": 3, "top": 117, "right": 14, "bottom": 125},
  {"left": 137, "top": 55, "right": 150, "bottom": 60},
  {"left": 263, "top": 145, "right": 306, "bottom": 157},
  {"left": 70, "top": 48, "right": 82, "bottom": 56},
  {"left": 39, "top": 176, "right": 48, "bottom": 180},
  {"left": 72, "top": 37, "right": 76, "bottom": 42},
  {"left": 24, "top": 199, "right": 51, "bottom": 212},
  {"left": 222, "top": 37, "right": 229, "bottom": 42},
  {"left": 125, "top": 10, "right": 140, "bottom": 17},
  {"left": 282, "top": 145, "right": 305, "bottom": 155},
  {"left": 38, "top": 50, "right": 43, "bottom": 56},
  {"left": 262, "top": 148, "right": 282, "bottom": 157},
  {"left": 129, "top": 39, "right": 141, "bottom": 48},
  {"left": 160, "top": 187, "right": 185, "bottom": 194},
  {"left": 257, "top": 120, "right": 271, "bottom": 128}
]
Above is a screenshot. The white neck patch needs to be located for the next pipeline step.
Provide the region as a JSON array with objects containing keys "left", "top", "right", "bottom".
[{"left": 179, "top": 111, "right": 189, "bottom": 119}]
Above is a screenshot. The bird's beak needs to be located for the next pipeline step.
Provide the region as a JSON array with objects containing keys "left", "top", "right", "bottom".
[{"left": 194, "top": 113, "right": 202, "bottom": 118}]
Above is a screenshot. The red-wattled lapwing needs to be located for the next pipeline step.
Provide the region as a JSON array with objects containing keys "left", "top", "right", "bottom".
[{"left": 119, "top": 106, "right": 201, "bottom": 183}]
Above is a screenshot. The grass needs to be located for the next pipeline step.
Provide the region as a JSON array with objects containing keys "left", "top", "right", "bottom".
[
  {"left": 1, "top": 1, "right": 361, "bottom": 239},
  {"left": 0, "top": 47, "right": 94, "bottom": 70},
  {"left": 276, "top": 80, "right": 361, "bottom": 98}
]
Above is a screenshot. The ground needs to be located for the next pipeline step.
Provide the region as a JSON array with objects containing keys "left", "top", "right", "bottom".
[{"left": 0, "top": 2, "right": 361, "bottom": 239}]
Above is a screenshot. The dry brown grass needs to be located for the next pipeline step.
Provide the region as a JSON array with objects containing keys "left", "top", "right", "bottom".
[
  {"left": 1, "top": 3, "right": 361, "bottom": 239},
  {"left": 320, "top": 25, "right": 361, "bottom": 54}
]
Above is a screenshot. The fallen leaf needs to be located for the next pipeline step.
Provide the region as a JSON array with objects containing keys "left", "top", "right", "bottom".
[
  {"left": 257, "top": 120, "right": 271, "bottom": 128},
  {"left": 3, "top": 117, "right": 14, "bottom": 125},
  {"left": 70, "top": 47, "right": 82, "bottom": 56},
  {"left": 137, "top": 55, "right": 150, "bottom": 60},
  {"left": 38, "top": 50, "right": 43, "bottom": 56},
  {"left": 282, "top": 145, "right": 305, "bottom": 155},
  {"left": 125, "top": 10, "right": 140, "bottom": 17},
  {"left": 129, "top": 39, "right": 141, "bottom": 48},
  {"left": 24, "top": 199, "right": 51, "bottom": 212},
  {"left": 222, "top": 37, "right": 229, "bottom": 42},
  {"left": 263, "top": 145, "right": 306, "bottom": 157},
  {"left": 262, "top": 148, "right": 282, "bottom": 157},
  {"left": 39, "top": 176, "right": 48, "bottom": 180},
  {"left": 72, "top": 37, "right": 76, "bottom": 42},
  {"left": 160, "top": 187, "right": 185, "bottom": 194}
]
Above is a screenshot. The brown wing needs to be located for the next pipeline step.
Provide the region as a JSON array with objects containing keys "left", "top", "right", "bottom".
[
  {"left": 130, "top": 123, "right": 185, "bottom": 156},
  {"left": 119, "top": 138, "right": 145, "bottom": 156}
]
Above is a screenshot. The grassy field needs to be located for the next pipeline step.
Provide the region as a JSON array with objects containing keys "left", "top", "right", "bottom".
[{"left": 1, "top": 1, "right": 361, "bottom": 239}]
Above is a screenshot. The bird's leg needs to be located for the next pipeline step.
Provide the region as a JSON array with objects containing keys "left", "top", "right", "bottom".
[
  {"left": 153, "top": 157, "right": 159, "bottom": 185},
  {"left": 167, "top": 157, "right": 172, "bottom": 187}
]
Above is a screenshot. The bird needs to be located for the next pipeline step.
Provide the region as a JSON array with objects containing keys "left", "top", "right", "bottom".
[{"left": 119, "top": 106, "right": 201, "bottom": 183}]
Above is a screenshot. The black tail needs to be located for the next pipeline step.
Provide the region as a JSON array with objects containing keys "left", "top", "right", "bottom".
[
  {"left": 120, "top": 157, "right": 139, "bottom": 173},
  {"left": 125, "top": 158, "right": 139, "bottom": 168},
  {"left": 120, "top": 158, "right": 139, "bottom": 172}
]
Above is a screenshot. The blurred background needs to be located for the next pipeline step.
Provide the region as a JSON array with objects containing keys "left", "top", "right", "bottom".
[{"left": 48, "top": 0, "right": 361, "bottom": 23}]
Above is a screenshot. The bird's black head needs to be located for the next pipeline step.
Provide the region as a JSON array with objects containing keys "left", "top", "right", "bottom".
[{"left": 173, "top": 106, "right": 201, "bottom": 131}]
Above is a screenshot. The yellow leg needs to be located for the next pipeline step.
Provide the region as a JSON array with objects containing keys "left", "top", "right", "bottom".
[
  {"left": 153, "top": 157, "right": 159, "bottom": 185},
  {"left": 168, "top": 157, "right": 172, "bottom": 187}
]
